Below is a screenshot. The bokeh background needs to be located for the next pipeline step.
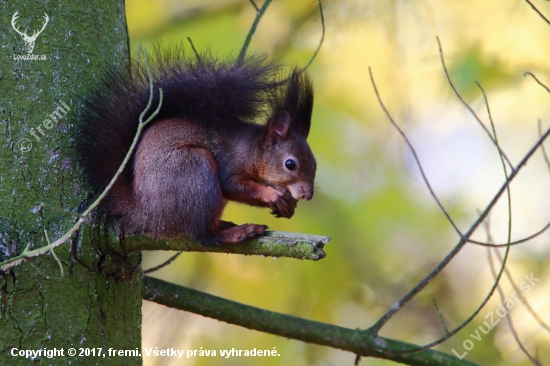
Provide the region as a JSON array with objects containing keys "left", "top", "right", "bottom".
[{"left": 126, "top": 0, "right": 550, "bottom": 365}]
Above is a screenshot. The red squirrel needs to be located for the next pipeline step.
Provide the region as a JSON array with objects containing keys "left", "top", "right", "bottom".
[{"left": 80, "top": 49, "right": 316, "bottom": 246}]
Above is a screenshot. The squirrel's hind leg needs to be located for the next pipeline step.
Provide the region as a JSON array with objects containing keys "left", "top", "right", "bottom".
[
  {"left": 134, "top": 143, "right": 266, "bottom": 246},
  {"left": 219, "top": 224, "right": 268, "bottom": 245},
  {"left": 133, "top": 143, "right": 220, "bottom": 243}
]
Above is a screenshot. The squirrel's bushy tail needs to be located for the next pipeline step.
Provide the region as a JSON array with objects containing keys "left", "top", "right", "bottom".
[{"left": 79, "top": 46, "right": 282, "bottom": 213}]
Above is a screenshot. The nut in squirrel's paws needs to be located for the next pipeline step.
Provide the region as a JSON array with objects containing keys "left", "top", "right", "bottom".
[
  {"left": 268, "top": 186, "right": 298, "bottom": 218},
  {"left": 270, "top": 198, "right": 297, "bottom": 218}
]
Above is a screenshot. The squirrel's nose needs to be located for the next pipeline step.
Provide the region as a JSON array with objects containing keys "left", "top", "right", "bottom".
[{"left": 290, "top": 184, "right": 314, "bottom": 201}]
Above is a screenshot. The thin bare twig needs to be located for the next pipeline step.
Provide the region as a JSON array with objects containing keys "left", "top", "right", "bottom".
[
  {"left": 27, "top": 259, "right": 50, "bottom": 279},
  {"left": 483, "top": 87, "right": 536, "bottom": 363},
  {"left": 488, "top": 249, "right": 542, "bottom": 365},
  {"left": 478, "top": 80, "right": 513, "bottom": 246},
  {"left": 525, "top": 72, "right": 550, "bottom": 94},
  {"left": 524, "top": 0, "right": 550, "bottom": 26},
  {"left": 462, "top": 95, "right": 550, "bottom": 249},
  {"left": 186, "top": 37, "right": 202, "bottom": 62},
  {"left": 468, "top": 222, "right": 550, "bottom": 247},
  {"left": 143, "top": 252, "right": 182, "bottom": 275},
  {"left": 481, "top": 209, "right": 492, "bottom": 243},
  {"left": 493, "top": 249, "right": 550, "bottom": 333},
  {"left": 248, "top": 0, "right": 259, "bottom": 12},
  {"left": 239, "top": 0, "right": 324, "bottom": 73},
  {"left": 368, "top": 65, "right": 550, "bottom": 335},
  {"left": 371, "top": 89, "right": 515, "bottom": 352},
  {"left": 39, "top": 202, "right": 84, "bottom": 218},
  {"left": 437, "top": 37, "right": 513, "bottom": 169},
  {"left": 301, "top": 0, "right": 325, "bottom": 72},
  {"left": 368, "top": 67, "right": 462, "bottom": 236},
  {"left": 538, "top": 120, "right": 550, "bottom": 175},
  {"left": 433, "top": 300, "right": 449, "bottom": 334}
]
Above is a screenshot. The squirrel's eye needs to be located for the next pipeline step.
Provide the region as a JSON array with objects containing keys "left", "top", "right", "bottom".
[{"left": 285, "top": 159, "right": 296, "bottom": 171}]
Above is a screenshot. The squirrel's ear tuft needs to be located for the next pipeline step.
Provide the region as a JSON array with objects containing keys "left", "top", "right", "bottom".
[
  {"left": 291, "top": 69, "right": 314, "bottom": 139},
  {"left": 268, "top": 68, "right": 314, "bottom": 141},
  {"left": 264, "top": 111, "right": 291, "bottom": 147}
]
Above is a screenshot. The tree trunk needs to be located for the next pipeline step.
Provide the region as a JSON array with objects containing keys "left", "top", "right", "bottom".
[{"left": 0, "top": 1, "right": 142, "bottom": 364}]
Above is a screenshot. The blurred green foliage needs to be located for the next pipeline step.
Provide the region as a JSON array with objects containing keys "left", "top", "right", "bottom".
[
  {"left": 128, "top": 1, "right": 550, "bottom": 365},
  {"left": 448, "top": 47, "right": 513, "bottom": 97}
]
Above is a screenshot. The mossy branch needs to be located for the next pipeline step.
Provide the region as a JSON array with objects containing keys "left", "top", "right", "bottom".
[
  {"left": 143, "top": 276, "right": 479, "bottom": 366},
  {"left": 121, "top": 230, "right": 328, "bottom": 261}
]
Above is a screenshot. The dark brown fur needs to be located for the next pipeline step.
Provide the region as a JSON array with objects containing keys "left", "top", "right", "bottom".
[{"left": 79, "top": 49, "right": 316, "bottom": 246}]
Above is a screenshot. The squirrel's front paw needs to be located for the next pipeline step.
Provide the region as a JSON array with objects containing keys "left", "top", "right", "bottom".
[{"left": 267, "top": 186, "right": 297, "bottom": 218}]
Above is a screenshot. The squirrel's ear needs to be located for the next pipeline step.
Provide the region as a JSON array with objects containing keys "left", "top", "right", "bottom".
[{"left": 264, "top": 111, "right": 291, "bottom": 148}]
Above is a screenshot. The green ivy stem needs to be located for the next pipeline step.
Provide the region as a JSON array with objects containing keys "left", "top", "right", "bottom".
[
  {"left": 0, "top": 49, "right": 163, "bottom": 272},
  {"left": 44, "top": 228, "right": 63, "bottom": 278},
  {"left": 238, "top": 0, "right": 273, "bottom": 62}
]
